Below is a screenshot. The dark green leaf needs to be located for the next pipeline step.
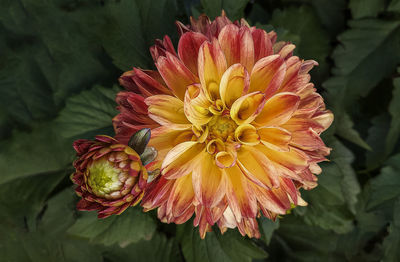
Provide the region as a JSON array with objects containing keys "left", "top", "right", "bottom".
[
  {"left": 367, "top": 154, "right": 400, "bottom": 210},
  {"left": 260, "top": 218, "right": 279, "bottom": 245},
  {"left": 199, "top": 0, "right": 249, "bottom": 20},
  {"left": 382, "top": 197, "right": 400, "bottom": 262},
  {"left": 68, "top": 207, "right": 157, "bottom": 247},
  {"left": 349, "top": 0, "right": 385, "bottom": 19},
  {"left": 104, "top": 233, "right": 179, "bottom": 262},
  {"left": 56, "top": 85, "right": 119, "bottom": 139},
  {"left": 0, "top": 123, "right": 72, "bottom": 185},
  {"left": 177, "top": 223, "right": 267, "bottom": 262},
  {"left": 386, "top": 70, "right": 400, "bottom": 157}
]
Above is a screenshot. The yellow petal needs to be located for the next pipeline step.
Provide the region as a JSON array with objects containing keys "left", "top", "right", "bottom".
[
  {"left": 219, "top": 64, "right": 250, "bottom": 108},
  {"left": 166, "top": 173, "right": 194, "bottom": 217},
  {"left": 145, "top": 95, "right": 191, "bottom": 127},
  {"left": 224, "top": 165, "right": 257, "bottom": 222},
  {"left": 255, "top": 144, "right": 308, "bottom": 172},
  {"left": 253, "top": 92, "right": 300, "bottom": 127},
  {"left": 161, "top": 141, "right": 205, "bottom": 179},
  {"left": 184, "top": 84, "right": 213, "bottom": 126},
  {"left": 235, "top": 124, "right": 260, "bottom": 146},
  {"left": 198, "top": 40, "right": 227, "bottom": 100},
  {"left": 258, "top": 126, "right": 291, "bottom": 151},
  {"left": 192, "top": 153, "right": 226, "bottom": 207},
  {"left": 230, "top": 91, "right": 266, "bottom": 125},
  {"left": 237, "top": 145, "right": 278, "bottom": 189}
]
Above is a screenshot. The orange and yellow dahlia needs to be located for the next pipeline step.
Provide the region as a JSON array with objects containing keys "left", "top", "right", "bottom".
[{"left": 113, "top": 12, "right": 333, "bottom": 238}]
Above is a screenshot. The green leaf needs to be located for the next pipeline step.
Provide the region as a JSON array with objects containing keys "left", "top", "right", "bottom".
[
  {"left": 349, "top": 0, "right": 385, "bottom": 19},
  {"left": 0, "top": 123, "right": 72, "bottom": 185},
  {"left": 386, "top": 70, "right": 400, "bottom": 157},
  {"left": 298, "top": 138, "right": 359, "bottom": 233},
  {"left": 277, "top": 215, "right": 341, "bottom": 260},
  {"left": 68, "top": 207, "right": 157, "bottom": 247},
  {"left": 104, "top": 233, "right": 179, "bottom": 262},
  {"left": 324, "top": 19, "right": 400, "bottom": 112},
  {"left": 177, "top": 223, "right": 267, "bottom": 262},
  {"left": 366, "top": 114, "right": 391, "bottom": 169},
  {"left": 269, "top": 6, "right": 331, "bottom": 83},
  {"left": 260, "top": 218, "right": 279, "bottom": 245},
  {"left": 388, "top": 0, "right": 400, "bottom": 12},
  {"left": 0, "top": 171, "right": 66, "bottom": 230},
  {"left": 0, "top": 189, "right": 103, "bottom": 262},
  {"left": 382, "top": 197, "right": 400, "bottom": 262},
  {"left": 56, "top": 85, "right": 119, "bottom": 139},
  {"left": 367, "top": 154, "right": 400, "bottom": 210},
  {"left": 334, "top": 112, "right": 372, "bottom": 150},
  {"left": 199, "top": 0, "right": 249, "bottom": 20}
]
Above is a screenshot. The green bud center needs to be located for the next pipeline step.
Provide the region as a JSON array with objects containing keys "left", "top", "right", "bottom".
[{"left": 87, "top": 159, "right": 123, "bottom": 197}]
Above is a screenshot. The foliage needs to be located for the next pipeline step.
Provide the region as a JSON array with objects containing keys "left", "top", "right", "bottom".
[{"left": 1, "top": 0, "right": 400, "bottom": 261}]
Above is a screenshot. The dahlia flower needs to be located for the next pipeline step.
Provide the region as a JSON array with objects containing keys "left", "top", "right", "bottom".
[
  {"left": 113, "top": 12, "right": 333, "bottom": 238},
  {"left": 71, "top": 132, "right": 153, "bottom": 218}
]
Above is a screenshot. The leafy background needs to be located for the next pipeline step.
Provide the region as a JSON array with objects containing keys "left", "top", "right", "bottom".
[{"left": 1, "top": 0, "right": 400, "bottom": 261}]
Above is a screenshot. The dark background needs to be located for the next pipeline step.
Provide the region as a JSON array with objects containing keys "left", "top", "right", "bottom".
[{"left": 1, "top": 0, "right": 400, "bottom": 261}]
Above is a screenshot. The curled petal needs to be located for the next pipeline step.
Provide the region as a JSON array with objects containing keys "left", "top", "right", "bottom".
[
  {"left": 219, "top": 64, "right": 250, "bottom": 108},
  {"left": 230, "top": 92, "right": 266, "bottom": 125},
  {"left": 184, "top": 84, "right": 213, "bottom": 126},
  {"left": 235, "top": 124, "right": 260, "bottom": 146}
]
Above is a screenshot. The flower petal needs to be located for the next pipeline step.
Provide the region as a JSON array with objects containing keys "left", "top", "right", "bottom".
[
  {"left": 161, "top": 141, "right": 205, "bottom": 179},
  {"left": 198, "top": 40, "right": 227, "bottom": 100},
  {"left": 192, "top": 153, "right": 226, "bottom": 207},
  {"left": 237, "top": 145, "right": 278, "bottom": 189},
  {"left": 218, "top": 24, "right": 255, "bottom": 71},
  {"left": 219, "top": 64, "right": 250, "bottom": 108},
  {"left": 166, "top": 173, "right": 195, "bottom": 217},
  {"left": 234, "top": 124, "right": 260, "bottom": 146},
  {"left": 249, "top": 55, "right": 286, "bottom": 98},
  {"left": 184, "top": 84, "right": 213, "bottom": 126},
  {"left": 256, "top": 144, "right": 308, "bottom": 172},
  {"left": 145, "top": 95, "right": 191, "bottom": 126},
  {"left": 224, "top": 165, "right": 257, "bottom": 222},
  {"left": 251, "top": 28, "right": 273, "bottom": 61},
  {"left": 253, "top": 92, "right": 300, "bottom": 127},
  {"left": 258, "top": 126, "right": 291, "bottom": 152},
  {"left": 178, "top": 32, "right": 208, "bottom": 75},
  {"left": 131, "top": 68, "right": 172, "bottom": 97},
  {"left": 156, "top": 52, "right": 199, "bottom": 100},
  {"left": 230, "top": 91, "right": 266, "bottom": 125}
]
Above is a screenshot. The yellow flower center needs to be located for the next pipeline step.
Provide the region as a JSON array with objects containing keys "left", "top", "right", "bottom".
[
  {"left": 87, "top": 159, "right": 124, "bottom": 198},
  {"left": 208, "top": 116, "right": 237, "bottom": 141}
]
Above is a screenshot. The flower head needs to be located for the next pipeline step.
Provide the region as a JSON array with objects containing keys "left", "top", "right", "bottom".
[
  {"left": 114, "top": 12, "right": 333, "bottom": 238},
  {"left": 71, "top": 135, "right": 149, "bottom": 218}
]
